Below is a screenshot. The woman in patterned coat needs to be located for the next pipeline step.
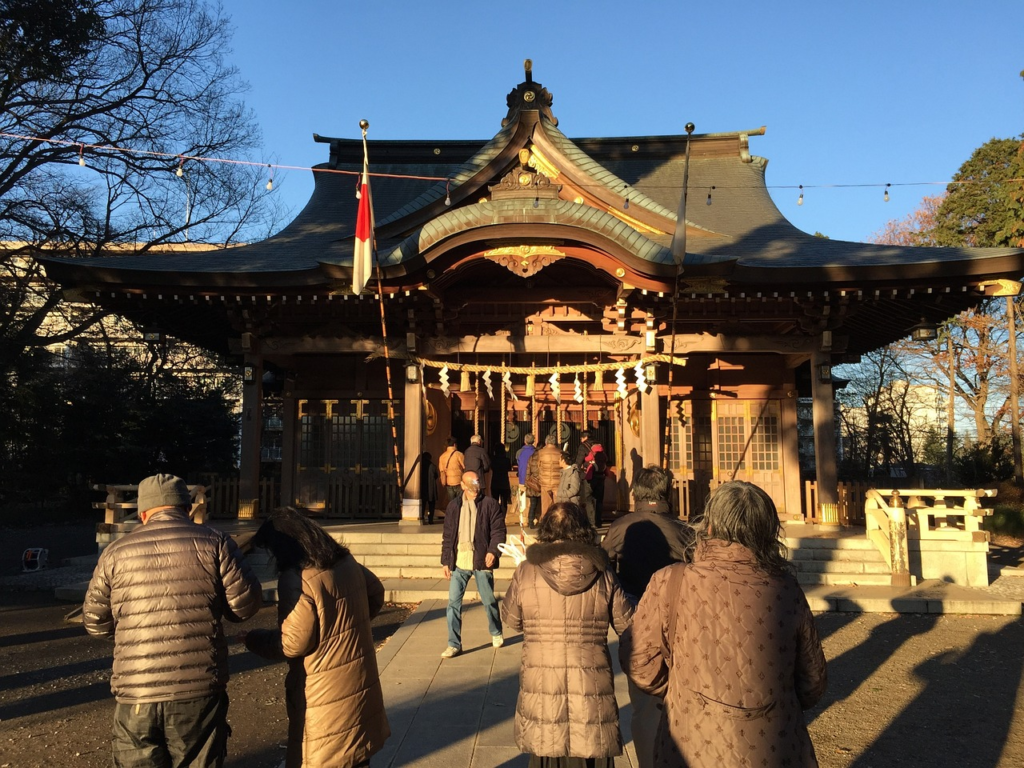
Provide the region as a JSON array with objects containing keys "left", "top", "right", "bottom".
[{"left": 622, "top": 481, "right": 827, "bottom": 768}]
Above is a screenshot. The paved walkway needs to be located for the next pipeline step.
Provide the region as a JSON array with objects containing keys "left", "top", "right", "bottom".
[{"left": 372, "top": 599, "right": 636, "bottom": 768}]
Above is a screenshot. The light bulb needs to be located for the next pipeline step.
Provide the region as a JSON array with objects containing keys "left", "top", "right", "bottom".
[
  {"left": 884, "top": 184, "right": 890, "bottom": 203},
  {"left": 78, "top": 156, "right": 85, "bottom": 167},
  {"left": 444, "top": 192, "right": 451, "bottom": 206},
  {"left": 176, "top": 166, "right": 183, "bottom": 178},
  {"left": 797, "top": 185, "right": 804, "bottom": 206},
  {"left": 706, "top": 192, "right": 712, "bottom": 206},
  {"left": 623, "top": 198, "right": 630, "bottom": 210},
  {"left": 533, "top": 197, "right": 539, "bottom": 208},
  {"left": 266, "top": 179, "right": 273, "bottom": 191}
]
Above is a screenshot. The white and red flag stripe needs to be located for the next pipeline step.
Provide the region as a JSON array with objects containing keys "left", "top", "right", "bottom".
[{"left": 352, "top": 125, "right": 374, "bottom": 295}]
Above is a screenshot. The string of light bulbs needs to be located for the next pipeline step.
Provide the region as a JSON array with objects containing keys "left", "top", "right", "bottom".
[{"left": 3, "top": 130, "right": 1020, "bottom": 200}]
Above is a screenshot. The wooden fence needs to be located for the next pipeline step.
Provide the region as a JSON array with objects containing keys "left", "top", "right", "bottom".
[
  {"left": 802, "top": 480, "right": 871, "bottom": 525},
  {"left": 197, "top": 474, "right": 279, "bottom": 519},
  {"left": 195, "top": 472, "right": 403, "bottom": 519}
]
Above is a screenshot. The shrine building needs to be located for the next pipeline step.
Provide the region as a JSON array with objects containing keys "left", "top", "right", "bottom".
[{"left": 42, "top": 65, "right": 1024, "bottom": 523}]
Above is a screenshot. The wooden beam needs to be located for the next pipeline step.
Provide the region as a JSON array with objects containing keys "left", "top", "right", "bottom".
[
  {"left": 252, "top": 332, "right": 837, "bottom": 357},
  {"left": 667, "top": 333, "right": 833, "bottom": 355}
]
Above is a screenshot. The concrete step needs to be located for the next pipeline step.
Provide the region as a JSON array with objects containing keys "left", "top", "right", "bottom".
[
  {"left": 794, "top": 560, "right": 892, "bottom": 575},
  {"left": 355, "top": 554, "right": 447, "bottom": 567},
  {"left": 785, "top": 536, "right": 878, "bottom": 551},
  {"left": 343, "top": 543, "right": 443, "bottom": 556},
  {"left": 360, "top": 564, "right": 519, "bottom": 580},
  {"left": 797, "top": 571, "right": 896, "bottom": 587},
  {"left": 789, "top": 547, "right": 888, "bottom": 563}
]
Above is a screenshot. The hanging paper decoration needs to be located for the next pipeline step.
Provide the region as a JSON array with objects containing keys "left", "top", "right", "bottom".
[
  {"left": 439, "top": 365, "right": 450, "bottom": 398},
  {"left": 483, "top": 369, "right": 494, "bottom": 400},
  {"left": 503, "top": 370, "right": 517, "bottom": 400},
  {"left": 525, "top": 374, "right": 535, "bottom": 397},
  {"left": 549, "top": 371, "right": 561, "bottom": 403},
  {"left": 460, "top": 370, "right": 470, "bottom": 391},
  {"left": 634, "top": 362, "right": 647, "bottom": 394},
  {"left": 573, "top": 374, "right": 583, "bottom": 403},
  {"left": 594, "top": 369, "right": 603, "bottom": 390},
  {"left": 615, "top": 367, "right": 627, "bottom": 398}
]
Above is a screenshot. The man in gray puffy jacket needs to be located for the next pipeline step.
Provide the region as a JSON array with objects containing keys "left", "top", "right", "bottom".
[{"left": 84, "top": 473, "right": 263, "bottom": 767}]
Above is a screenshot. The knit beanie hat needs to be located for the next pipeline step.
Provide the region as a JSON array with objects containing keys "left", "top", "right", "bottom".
[{"left": 137, "top": 473, "right": 191, "bottom": 514}]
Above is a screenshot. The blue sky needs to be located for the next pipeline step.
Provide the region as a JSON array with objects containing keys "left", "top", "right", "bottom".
[{"left": 220, "top": 0, "right": 1022, "bottom": 243}]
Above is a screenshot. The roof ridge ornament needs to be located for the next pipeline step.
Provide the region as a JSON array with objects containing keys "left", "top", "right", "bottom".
[{"left": 503, "top": 58, "right": 558, "bottom": 128}]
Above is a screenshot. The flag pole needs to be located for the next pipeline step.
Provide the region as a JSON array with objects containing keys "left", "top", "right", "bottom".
[
  {"left": 664, "top": 121, "right": 694, "bottom": 470},
  {"left": 359, "top": 119, "right": 403, "bottom": 505}
]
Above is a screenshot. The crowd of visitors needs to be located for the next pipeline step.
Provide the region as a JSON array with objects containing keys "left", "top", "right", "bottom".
[{"left": 84, "top": 462, "right": 826, "bottom": 768}]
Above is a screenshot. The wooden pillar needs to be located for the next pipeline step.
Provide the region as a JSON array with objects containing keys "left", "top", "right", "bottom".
[
  {"left": 280, "top": 378, "right": 296, "bottom": 507},
  {"left": 640, "top": 366, "right": 661, "bottom": 469},
  {"left": 811, "top": 350, "right": 838, "bottom": 520},
  {"left": 238, "top": 353, "right": 263, "bottom": 510},
  {"left": 780, "top": 390, "right": 804, "bottom": 521},
  {"left": 401, "top": 363, "right": 423, "bottom": 525}
]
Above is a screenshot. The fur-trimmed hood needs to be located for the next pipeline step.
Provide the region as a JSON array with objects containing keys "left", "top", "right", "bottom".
[{"left": 525, "top": 540, "right": 610, "bottom": 596}]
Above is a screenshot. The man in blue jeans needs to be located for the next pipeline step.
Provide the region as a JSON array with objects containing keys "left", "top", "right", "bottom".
[{"left": 439, "top": 470, "right": 506, "bottom": 657}]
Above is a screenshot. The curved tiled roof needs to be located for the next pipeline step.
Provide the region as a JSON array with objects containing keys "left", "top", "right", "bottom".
[
  {"left": 374, "top": 121, "right": 518, "bottom": 228},
  {"left": 538, "top": 121, "right": 681, "bottom": 222},
  {"left": 318, "top": 198, "right": 680, "bottom": 268}
]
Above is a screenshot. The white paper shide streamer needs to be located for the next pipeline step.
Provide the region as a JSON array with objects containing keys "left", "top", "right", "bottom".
[
  {"left": 483, "top": 369, "right": 494, "bottom": 399},
  {"left": 615, "top": 367, "right": 627, "bottom": 398},
  {"left": 439, "top": 365, "right": 450, "bottom": 398},
  {"left": 634, "top": 362, "right": 647, "bottom": 394},
  {"left": 573, "top": 374, "right": 583, "bottom": 403},
  {"left": 549, "top": 372, "right": 561, "bottom": 403},
  {"left": 503, "top": 370, "right": 517, "bottom": 401}
]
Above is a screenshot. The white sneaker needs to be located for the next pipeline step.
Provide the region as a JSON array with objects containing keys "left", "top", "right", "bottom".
[
  {"left": 440, "top": 646, "right": 461, "bottom": 658},
  {"left": 492, "top": 634, "right": 504, "bottom": 648}
]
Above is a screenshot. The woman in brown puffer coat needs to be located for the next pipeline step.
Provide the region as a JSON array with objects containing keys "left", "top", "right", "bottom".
[
  {"left": 622, "top": 481, "right": 827, "bottom": 768},
  {"left": 243, "top": 509, "right": 390, "bottom": 768},
  {"left": 501, "top": 502, "right": 634, "bottom": 768}
]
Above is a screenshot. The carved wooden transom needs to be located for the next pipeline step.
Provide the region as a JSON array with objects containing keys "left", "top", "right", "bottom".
[{"left": 483, "top": 245, "right": 567, "bottom": 277}]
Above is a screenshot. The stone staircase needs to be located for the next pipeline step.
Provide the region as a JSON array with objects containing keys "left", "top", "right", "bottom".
[
  {"left": 317, "top": 525, "right": 903, "bottom": 602},
  {"left": 786, "top": 534, "right": 899, "bottom": 586},
  {"left": 340, "top": 529, "right": 519, "bottom": 581}
]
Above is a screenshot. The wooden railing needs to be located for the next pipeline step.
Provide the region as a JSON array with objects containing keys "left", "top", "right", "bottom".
[
  {"left": 864, "top": 488, "right": 912, "bottom": 586},
  {"left": 92, "top": 483, "right": 208, "bottom": 524},
  {"left": 197, "top": 474, "right": 278, "bottom": 519},
  {"left": 863, "top": 487, "right": 996, "bottom": 587},
  {"left": 802, "top": 481, "right": 871, "bottom": 525}
]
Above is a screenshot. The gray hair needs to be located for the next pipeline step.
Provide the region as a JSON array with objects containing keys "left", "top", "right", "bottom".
[
  {"left": 693, "top": 481, "right": 790, "bottom": 575},
  {"left": 470, "top": 435, "right": 482, "bottom": 445}
]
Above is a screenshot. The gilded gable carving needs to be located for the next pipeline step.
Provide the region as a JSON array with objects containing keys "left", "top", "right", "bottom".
[{"left": 483, "top": 245, "right": 566, "bottom": 277}]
